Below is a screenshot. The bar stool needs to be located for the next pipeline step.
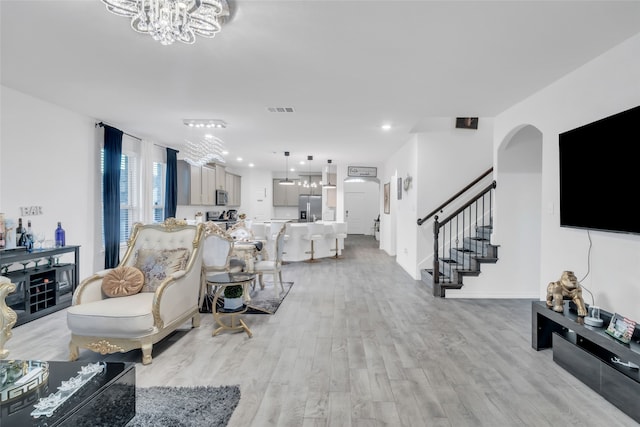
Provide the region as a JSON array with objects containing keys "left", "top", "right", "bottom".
[
  {"left": 331, "top": 222, "right": 348, "bottom": 259},
  {"left": 302, "top": 222, "right": 325, "bottom": 263}
]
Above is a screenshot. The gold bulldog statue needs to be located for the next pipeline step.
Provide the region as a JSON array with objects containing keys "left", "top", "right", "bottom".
[{"left": 546, "top": 271, "right": 587, "bottom": 324}]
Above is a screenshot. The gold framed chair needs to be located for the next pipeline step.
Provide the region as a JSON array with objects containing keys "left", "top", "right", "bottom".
[{"left": 67, "top": 219, "right": 204, "bottom": 365}]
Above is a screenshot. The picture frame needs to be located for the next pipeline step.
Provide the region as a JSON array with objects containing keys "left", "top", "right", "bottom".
[
  {"left": 605, "top": 313, "right": 636, "bottom": 344},
  {"left": 397, "top": 177, "right": 402, "bottom": 200},
  {"left": 383, "top": 182, "right": 390, "bottom": 214}
]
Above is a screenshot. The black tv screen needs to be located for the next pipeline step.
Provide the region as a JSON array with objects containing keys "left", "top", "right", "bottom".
[{"left": 559, "top": 105, "right": 640, "bottom": 235}]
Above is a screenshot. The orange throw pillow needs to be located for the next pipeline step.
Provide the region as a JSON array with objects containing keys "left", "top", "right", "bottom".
[{"left": 102, "top": 266, "right": 145, "bottom": 297}]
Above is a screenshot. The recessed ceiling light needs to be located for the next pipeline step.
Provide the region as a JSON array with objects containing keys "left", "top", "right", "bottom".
[
  {"left": 222, "top": 150, "right": 229, "bottom": 155},
  {"left": 236, "top": 157, "right": 243, "bottom": 162},
  {"left": 299, "top": 161, "right": 305, "bottom": 165},
  {"left": 249, "top": 163, "right": 255, "bottom": 167},
  {"left": 381, "top": 123, "right": 392, "bottom": 131}
]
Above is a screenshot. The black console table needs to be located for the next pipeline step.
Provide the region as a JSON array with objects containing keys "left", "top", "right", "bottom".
[
  {"left": 532, "top": 300, "right": 640, "bottom": 422},
  {"left": 0, "top": 246, "right": 80, "bottom": 326}
]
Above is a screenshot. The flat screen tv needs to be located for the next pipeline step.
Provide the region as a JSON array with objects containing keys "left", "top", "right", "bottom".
[{"left": 559, "top": 105, "right": 640, "bottom": 235}]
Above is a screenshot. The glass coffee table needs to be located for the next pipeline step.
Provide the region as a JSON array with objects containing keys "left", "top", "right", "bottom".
[
  {"left": 208, "top": 272, "right": 255, "bottom": 338},
  {"left": 0, "top": 360, "right": 135, "bottom": 426}
]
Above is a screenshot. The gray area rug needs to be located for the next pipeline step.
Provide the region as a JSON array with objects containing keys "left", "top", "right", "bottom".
[
  {"left": 246, "top": 281, "right": 293, "bottom": 314},
  {"left": 126, "top": 385, "right": 240, "bottom": 427}
]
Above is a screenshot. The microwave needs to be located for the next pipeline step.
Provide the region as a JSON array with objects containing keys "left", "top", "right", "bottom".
[{"left": 215, "top": 189, "right": 228, "bottom": 206}]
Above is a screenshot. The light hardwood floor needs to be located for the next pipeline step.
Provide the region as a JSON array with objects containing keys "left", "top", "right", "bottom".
[{"left": 5, "top": 235, "right": 637, "bottom": 426}]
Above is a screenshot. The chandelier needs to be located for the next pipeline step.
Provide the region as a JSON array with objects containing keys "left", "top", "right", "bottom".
[
  {"left": 100, "top": 0, "right": 229, "bottom": 46},
  {"left": 183, "top": 119, "right": 227, "bottom": 166},
  {"left": 184, "top": 136, "right": 226, "bottom": 166}
]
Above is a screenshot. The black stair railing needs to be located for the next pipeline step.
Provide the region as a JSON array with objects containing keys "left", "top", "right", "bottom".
[
  {"left": 417, "top": 168, "right": 493, "bottom": 226},
  {"left": 417, "top": 168, "right": 496, "bottom": 294}
]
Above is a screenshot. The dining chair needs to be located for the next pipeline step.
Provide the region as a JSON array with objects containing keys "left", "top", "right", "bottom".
[
  {"left": 252, "top": 224, "right": 286, "bottom": 297},
  {"left": 201, "top": 221, "right": 246, "bottom": 310},
  {"left": 228, "top": 220, "right": 254, "bottom": 242}
]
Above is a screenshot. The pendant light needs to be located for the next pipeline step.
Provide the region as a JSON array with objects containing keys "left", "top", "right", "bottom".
[
  {"left": 324, "top": 159, "right": 336, "bottom": 189},
  {"left": 279, "top": 151, "right": 295, "bottom": 185}
]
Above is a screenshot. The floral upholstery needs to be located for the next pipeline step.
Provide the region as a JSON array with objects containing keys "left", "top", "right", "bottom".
[{"left": 134, "top": 248, "right": 190, "bottom": 292}]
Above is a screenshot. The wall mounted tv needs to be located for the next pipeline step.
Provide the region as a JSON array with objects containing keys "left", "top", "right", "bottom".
[{"left": 559, "top": 105, "right": 640, "bottom": 235}]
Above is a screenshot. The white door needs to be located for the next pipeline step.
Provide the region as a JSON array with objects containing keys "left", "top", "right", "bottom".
[{"left": 344, "top": 192, "right": 367, "bottom": 234}]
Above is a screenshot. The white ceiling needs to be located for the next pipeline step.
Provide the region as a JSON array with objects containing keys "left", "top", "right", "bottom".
[{"left": 2, "top": 1, "right": 640, "bottom": 172}]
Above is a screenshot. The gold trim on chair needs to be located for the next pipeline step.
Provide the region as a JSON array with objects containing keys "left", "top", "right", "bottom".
[{"left": 0, "top": 278, "right": 18, "bottom": 359}]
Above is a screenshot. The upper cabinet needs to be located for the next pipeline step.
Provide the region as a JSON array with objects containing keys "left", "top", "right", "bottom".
[
  {"left": 176, "top": 160, "right": 216, "bottom": 205},
  {"left": 215, "top": 165, "right": 226, "bottom": 190},
  {"left": 226, "top": 172, "right": 242, "bottom": 206},
  {"left": 273, "top": 178, "right": 300, "bottom": 206}
]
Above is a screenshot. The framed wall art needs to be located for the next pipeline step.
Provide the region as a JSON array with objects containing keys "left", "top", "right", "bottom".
[{"left": 384, "top": 182, "right": 390, "bottom": 214}]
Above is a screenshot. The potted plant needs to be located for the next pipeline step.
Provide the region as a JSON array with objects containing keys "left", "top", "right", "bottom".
[{"left": 223, "top": 285, "right": 244, "bottom": 310}]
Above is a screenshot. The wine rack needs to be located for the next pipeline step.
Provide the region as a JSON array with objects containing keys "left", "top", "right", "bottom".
[{"left": 0, "top": 245, "right": 80, "bottom": 326}]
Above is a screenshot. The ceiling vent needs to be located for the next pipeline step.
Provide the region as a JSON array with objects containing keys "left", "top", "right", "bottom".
[{"left": 267, "top": 107, "right": 295, "bottom": 113}]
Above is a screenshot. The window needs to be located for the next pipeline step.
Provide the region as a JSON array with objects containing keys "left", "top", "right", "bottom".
[
  {"left": 101, "top": 149, "right": 138, "bottom": 245},
  {"left": 152, "top": 161, "right": 166, "bottom": 223}
]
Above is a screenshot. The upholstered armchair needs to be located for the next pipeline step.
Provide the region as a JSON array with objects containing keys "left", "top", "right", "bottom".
[{"left": 67, "top": 219, "right": 205, "bottom": 365}]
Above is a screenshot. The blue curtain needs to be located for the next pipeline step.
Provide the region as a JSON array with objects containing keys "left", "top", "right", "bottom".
[
  {"left": 103, "top": 125, "right": 123, "bottom": 269},
  {"left": 165, "top": 148, "right": 178, "bottom": 219}
]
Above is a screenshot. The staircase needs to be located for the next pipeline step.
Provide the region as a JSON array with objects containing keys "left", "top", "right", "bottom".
[
  {"left": 421, "top": 224, "right": 499, "bottom": 297},
  {"left": 417, "top": 168, "right": 499, "bottom": 297}
]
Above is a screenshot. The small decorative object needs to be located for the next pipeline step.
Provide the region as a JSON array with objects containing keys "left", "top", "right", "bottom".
[
  {"left": 403, "top": 174, "right": 413, "bottom": 192},
  {"left": 605, "top": 313, "right": 636, "bottom": 344},
  {"left": 239, "top": 213, "right": 246, "bottom": 220},
  {"left": 195, "top": 212, "right": 203, "bottom": 223},
  {"left": 0, "top": 360, "right": 49, "bottom": 402},
  {"left": 223, "top": 285, "right": 244, "bottom": 310},
  {"left": 546, "top": 271, "right": 587, "bottom": 324},
  {"left": 2, "top": 218, "right": 15, "bottom": 250},
  {"left": 31, "top": 362, "right": 105, "bottom": 418}
]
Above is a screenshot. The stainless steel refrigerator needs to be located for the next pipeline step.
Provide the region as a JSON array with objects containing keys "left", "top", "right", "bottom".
[{"left": 299, "top": 195, "right": 322, "bottom": 222}]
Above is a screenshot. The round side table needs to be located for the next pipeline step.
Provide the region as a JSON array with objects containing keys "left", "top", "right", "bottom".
[{"left": 208, "top": 272, "right": 255, "bottom": 338}]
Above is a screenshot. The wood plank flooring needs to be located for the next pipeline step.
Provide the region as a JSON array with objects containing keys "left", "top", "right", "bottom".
[{"left": 5, "top": 235, "right": 637, "bottom": 426}]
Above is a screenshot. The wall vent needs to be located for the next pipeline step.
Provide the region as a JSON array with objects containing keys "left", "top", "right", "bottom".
[{"left": 267, "top": 107, "right": 295, "bottom": 113}]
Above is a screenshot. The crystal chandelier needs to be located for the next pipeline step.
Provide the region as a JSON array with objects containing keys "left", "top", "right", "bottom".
[
  {"left": 183, "top": 119, "right": 227, "bottom": 166},
  {"left": 100, "top": 0, "right": 228, "bottom": 46},
  {"left": 184, "top": 135, "right": 226, "bottom": 166}
]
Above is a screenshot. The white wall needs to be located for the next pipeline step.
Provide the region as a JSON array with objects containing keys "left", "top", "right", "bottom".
[
  {"left": 1, "top": 86, "right": 99, "bottom": 278},
  {"left": 451, "top": 124, "right": 542, "bottom": 298},
  {"left": 382, "top": 123, "right": 494, "bottom": 280},
  {"left": 493, "top": 33, "right": 640, "bottom": 319}
]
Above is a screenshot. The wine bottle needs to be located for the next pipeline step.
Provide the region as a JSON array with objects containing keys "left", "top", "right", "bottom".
[
  {"left": 16, "top": 218, "right": 24, "bottom": 247},
  {"left": 55, "top": 222, "right": 66, "bottom": 247},
  {"left": 25, "top": 220, "right": 34, "bottom": 252}
]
